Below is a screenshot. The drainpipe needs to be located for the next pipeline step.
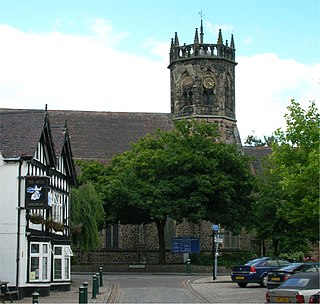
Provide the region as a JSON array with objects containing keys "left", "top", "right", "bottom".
[{"left": 16, "top": 158, "right": 23, "bottom": 291}]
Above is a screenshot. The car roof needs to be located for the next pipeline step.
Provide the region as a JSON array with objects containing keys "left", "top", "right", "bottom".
[
  {"left": 291, "top": 272, "right": 320, "bottom": 278},
  {"left": 277, "top": 263, "right": 304, "bottom": 271}
]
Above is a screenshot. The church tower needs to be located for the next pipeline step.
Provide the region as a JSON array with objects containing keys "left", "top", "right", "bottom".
[{"left": 168, "top": 19, "right": 241, "bottom": 144}]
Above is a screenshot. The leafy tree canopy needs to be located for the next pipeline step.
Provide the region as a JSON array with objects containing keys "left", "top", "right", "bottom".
[
  {"left": 102, "top": 119, "right": 254, "bottom": 229},
  {"left": 271, "top": 100, "right": 319, "bottom": 241},
  {"left": 251, "top": 100, "right": 319, "bottom": 254},
  {"left": 70, "top": 182, "right": 105, "bottom": 252},
  {"left": 244, "top": 133, "right": 277, "bottom": 147}
]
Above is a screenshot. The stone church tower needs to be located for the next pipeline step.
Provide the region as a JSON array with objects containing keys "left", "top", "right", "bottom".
[{"left": 168, "top": 19, "right": 241, "bottom": 145}]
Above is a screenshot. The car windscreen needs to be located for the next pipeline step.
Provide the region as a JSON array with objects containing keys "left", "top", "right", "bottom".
[
  {"left": 280, "top": 278, "right": 309, "bottom": 289},
  {"left": 240, "top": 258, "right": 266, "bottom": 266},
  {"left": 278, "top": 263, "right": 303, "bottom": 271}
]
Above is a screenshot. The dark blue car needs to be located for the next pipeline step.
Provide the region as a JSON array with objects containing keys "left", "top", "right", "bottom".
[{"left": 231, "top": 257, "right": 290, "bottom": 287}]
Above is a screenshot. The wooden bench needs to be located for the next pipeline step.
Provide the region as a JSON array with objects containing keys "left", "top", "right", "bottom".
[
  {"left": 0, "top": 281, "right": 18, "bottom": 303},
  {"left": 4, "top": 290, "right": 19, "bottom": 303},
  {"left": 0, "top": 292, "right": 5, "bottom": 303}
]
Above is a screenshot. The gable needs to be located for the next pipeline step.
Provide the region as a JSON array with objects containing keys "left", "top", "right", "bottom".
[
  {"left": 0, "top": 109, "right": 49, "bottom": 159},
  {"left": 0, "top": 109, "right": 76, "bottom": 185}
]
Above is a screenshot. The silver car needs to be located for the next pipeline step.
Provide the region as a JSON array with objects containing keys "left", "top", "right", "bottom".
[{"left": 266, "top": 272, "right": 320, "bottom": 303}]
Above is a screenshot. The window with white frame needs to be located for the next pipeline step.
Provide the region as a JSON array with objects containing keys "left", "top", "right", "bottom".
[
  {"left": 29, "top": 242, "right": 50, "bottom": 281},
  {"left": 52, "top": 191, "right": 63, "bottom": 223},
  {"left": 53, "top": 245, "right": 73, "bottom": 280}
]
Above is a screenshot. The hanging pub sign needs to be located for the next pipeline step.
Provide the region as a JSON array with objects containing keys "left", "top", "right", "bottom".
[{"left": 25, "top": 176, "right": 50, "bottom": 209}]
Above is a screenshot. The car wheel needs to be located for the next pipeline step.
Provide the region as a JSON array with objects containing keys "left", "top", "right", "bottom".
[
  {"left": 237, "top": 282, "right": 247, "bottom": 288},
  {"left": 260, "top": 274, "right": 268, "bottom": 287}
]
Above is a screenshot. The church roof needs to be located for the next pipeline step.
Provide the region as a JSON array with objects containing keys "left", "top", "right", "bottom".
[
  {"left": 1, "top": 109, "right": 173, "bottom": 161},
  {"left": 48, "top": 110, "right": 173, "bottom": 161},
  {"left": 242, "top": 146, "right": 272, "bottom": 174},
  {"left": 1, "top": 108, "right": 271, "bottom": 173}
]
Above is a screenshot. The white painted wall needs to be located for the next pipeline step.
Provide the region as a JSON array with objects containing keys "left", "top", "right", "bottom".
[
  {"left": 0, "top": 157, "right": 19, "bottom": 284},
  {"left": 0, "top": 157, "right": 28, "bottom": 287}
]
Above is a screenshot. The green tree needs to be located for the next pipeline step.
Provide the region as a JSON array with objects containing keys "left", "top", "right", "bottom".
[
  {"left": 272, "top": 100, "right": 319, "bottom": 241},
  {"left": 70, "top": 182, "right": 105, "bottom": 252},
  {"left": 97, "top": 119, "right": 254, "bottom": 263},
  {"left": 244, "top": 133, "right": 277, "bottom": 147},
  {"left": 252, "top": 158, "right": 310, "bottom": 255},
  {"left": 251, "top": 100, "right": 319, "bottom": 255}
]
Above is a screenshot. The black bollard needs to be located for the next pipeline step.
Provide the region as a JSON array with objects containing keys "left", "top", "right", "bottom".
[
  {"left": 83, "top": 282, "right": 88, "bottom": 304},
  {"left": 32, "top": 291, "right": 39, "bottom": 304},
  {"left": 99, "top": 267, "right": 103, "bottom": 287},
  {"left": 186, "top": 258, "right": 192, "bottom": 274},
  {"left": 95, "top": 273, "right": 100, "bottom": 294},
  {"left": 91, "top": 275, "right": 97, "bottom": 299},
  {"left": 79, "top": 286, "right": 85, "bottom": 304}
]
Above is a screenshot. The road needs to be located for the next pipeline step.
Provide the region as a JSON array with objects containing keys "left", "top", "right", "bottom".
[{"left": 100, "top": 274, "right": 267, "bottom": 303}]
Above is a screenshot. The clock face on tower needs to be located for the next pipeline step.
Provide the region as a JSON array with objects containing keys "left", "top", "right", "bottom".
[{"left": 203, "top": 77, "right": 215, "bottom": 89}]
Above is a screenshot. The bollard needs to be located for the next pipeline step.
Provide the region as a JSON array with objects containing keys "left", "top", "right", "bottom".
[
  {"left": 91, "top": 275, "right": 97, "bottom": 299},
  {"left": 79, "top": 286, "right": 85, "bottom": 304},
  {"left": 95, "top": 273, "right": 100, "bottom": 294},
  {"left": 32, "top": 291, "right": 39, "bottom": 304},
  {"left": 83, "top": 282, "right": 88, "bottom": 304},
  {"left": 186, "top": 258, "right": 191, "bottom": 274},
  {"left": 99, "top": 267, "right": 104, "bottom": 287}
]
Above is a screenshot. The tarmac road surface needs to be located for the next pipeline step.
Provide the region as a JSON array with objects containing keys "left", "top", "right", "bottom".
[
  {"left": 106, "top": 274, "right": 266, "bottom": 303},
  {"left": 16, "top": 273, "right": 267, "bottom": 303}
]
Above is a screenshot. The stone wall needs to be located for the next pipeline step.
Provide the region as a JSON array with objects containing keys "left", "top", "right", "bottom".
[{"left": 72, "top": 263, "right": 229, "bottom": 274}]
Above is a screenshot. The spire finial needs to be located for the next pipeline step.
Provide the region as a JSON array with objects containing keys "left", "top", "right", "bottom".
[
  {"left": 230, "top": 34, "right": 235, "bottom": 48},
  {"left": 198, "top": 11, "right": 204, "bottom": 44},
  {"left": 174, "top": 32, "right": 180, "bottom": 47},
  {"left": 194, "top": 28, "right": 199, "bottom": 44},
  {"left": 217, "top": 29, "right": 223, "bottom": 44}
]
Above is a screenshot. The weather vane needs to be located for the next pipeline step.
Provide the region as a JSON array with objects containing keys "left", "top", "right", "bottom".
[{"left": 198, "top": 10, "right": 205, "bottom": 19}]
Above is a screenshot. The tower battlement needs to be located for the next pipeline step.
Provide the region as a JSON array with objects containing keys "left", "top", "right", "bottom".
[{"left": 169, "top": 21, "right": 235, "bottom": 66}]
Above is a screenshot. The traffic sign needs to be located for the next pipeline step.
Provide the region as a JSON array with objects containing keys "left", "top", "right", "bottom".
[
  {"left": 171, "top": 237, "right": 200, "bottom": 254},
  {"left": 214, "top": 237, "right": 223, "bottom": 243},
  {"left": 212, "top": 224, "right": 220, "bottom": 232}
]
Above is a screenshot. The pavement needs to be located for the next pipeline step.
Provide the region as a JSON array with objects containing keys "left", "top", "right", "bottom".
[
  {"left": 16, "top": 277, "right": 113, "bottom": 304},
  {"left": 15, "top": 274, "right": 231, "bottom": 303}
]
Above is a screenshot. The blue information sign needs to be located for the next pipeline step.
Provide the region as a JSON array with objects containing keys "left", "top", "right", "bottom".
[
  {"left": 212, "top": 224, "right": 220, "bottom": 232},
  {"left": 171, "top": 237, "right": 200, "bottom": 254}
]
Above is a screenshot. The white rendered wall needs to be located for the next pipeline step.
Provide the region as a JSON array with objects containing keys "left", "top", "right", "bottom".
[{"left": 0, "top": 158, "right": 28, "bottom": 287}]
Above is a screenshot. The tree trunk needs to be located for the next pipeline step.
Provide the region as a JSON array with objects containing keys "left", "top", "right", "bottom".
[
  {"left": 156, "top": 220, "right": 166, "bottom": 264},
  {"left": 273, "top": 239, "right": 279, "bottom": 256}
]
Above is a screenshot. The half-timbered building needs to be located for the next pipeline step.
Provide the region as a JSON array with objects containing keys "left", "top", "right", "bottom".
[{"left": 0, "top": 108, "right": 77, "bottom": 298}]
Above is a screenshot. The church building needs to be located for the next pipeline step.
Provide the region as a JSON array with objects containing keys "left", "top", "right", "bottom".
[{"left": 1, "top": 20, "right": 260, "bottom": 273}]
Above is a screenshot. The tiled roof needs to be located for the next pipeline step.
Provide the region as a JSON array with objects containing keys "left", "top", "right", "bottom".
[
  {"left": 0, "top": 109, "right": 47, "bottom": 158},
  {"left": 242, "top": 146, "right": 272, "bottom": 174},
  {"left": 1, "top": 108, "right": 271, "bottom": 172},
  {"left": 48, "top": 110, "right": 173, "bottom": 161}
]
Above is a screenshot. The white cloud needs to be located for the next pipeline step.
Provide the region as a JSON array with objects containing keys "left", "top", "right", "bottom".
[
  {"left": 236, "top": 53, "right": 320, "bottom": 139},
  {"left": 0, "top": 22, "right": 318, "bottom": 141},
  {"left": 89, "top": 18, "right": 130, "bottom": 46},
  {"left": 0, "top": 22, "right": 170, "bottom": 113},
  {"left": 205, "top": 21, "right": 234, "bottom": 37},
  {"left": 143, "top": 38, "right": 169, "bottom": 62}
]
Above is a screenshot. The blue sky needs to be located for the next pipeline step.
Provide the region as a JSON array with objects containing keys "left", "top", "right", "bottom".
[{"left": 0, "top": 0, "right": 319, "bottom": 139}]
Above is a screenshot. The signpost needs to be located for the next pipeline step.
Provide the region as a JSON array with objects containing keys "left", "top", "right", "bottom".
[
  {"left": 212, "top": 224, "right": 222, "bottom": 280},
  {"left": 171, "top": 237, "right": 200, "bottom": 254}
]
